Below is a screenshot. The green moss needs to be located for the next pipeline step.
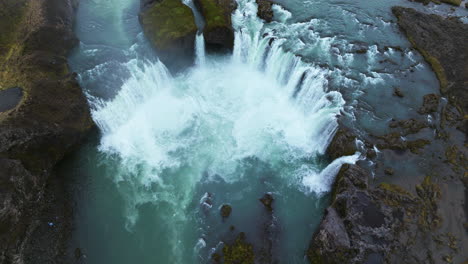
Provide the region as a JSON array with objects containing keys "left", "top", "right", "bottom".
[
  {"left": 405, "top": 34, "right": 448, "bottom": 93},
  {"left": 140, "top": 0, "right": 197, "bottom": 50},
  {"left": 379, "top": 183, "right": 413, "bottom": 197},
  {"left": 197, "top": 0, "right": 230, "bottom": 30},
  {"left": 440, "top": 0, "right": 461, "bottom": 6},
  {"left": 415, "top": 176, "right": 442, "bottom": 230},
  {"left": 407, "top": 139, "right": 431, "bottom": 154},
  {"left": 222, "top": 233, "right": 255, "bottom": 264}
]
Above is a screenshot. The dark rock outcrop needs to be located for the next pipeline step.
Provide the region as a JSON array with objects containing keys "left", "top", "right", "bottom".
[
  {"left": 0, "top": 0, "right": 92, "bottom": 261},
  {"left": 256, "top": 0, "right": 274, "bottom": 22},
  {"left": 308, "top": 165, "right": 448, "bottom": 264},
  {"left": 393, "top": 7, "right": 468, "bottom": 133},
  {"left": 411, "top": 0, "right": 462, "bottom": 6},
  {"left": 194, "top": 0, "right": 237, "bottom": 50},
  {"left": 326, "top": 127, "right": 357, "bottom": 160},
  {"left": 259, "top": 193, "right": 274, "bottom": 212},
  {"left": 418, "top": 93, "right": 440, "bottom": 114},
  {"left": 139, "top": 0, "right": 197, "bottom": 69},
  {"left": 220, "top": 204, "right": 232, "bottom": 218}
]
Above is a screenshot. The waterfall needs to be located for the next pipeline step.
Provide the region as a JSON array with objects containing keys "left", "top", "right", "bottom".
[
  {"left": 195, "top": 33, "right": 206, "bottom": 67},
  {"left": 82, "top": 0, "right": 355, "bottom": 262}
]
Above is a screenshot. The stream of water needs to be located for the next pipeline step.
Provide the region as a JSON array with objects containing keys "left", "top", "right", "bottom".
[{"left": 65, "top": 0, "right": 466, "bottom": 263}]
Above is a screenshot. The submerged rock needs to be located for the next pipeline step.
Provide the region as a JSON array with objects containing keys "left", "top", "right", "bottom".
[
  {"left": 0, "top": 0, "right": 92, "bottom": 261},
  {"left": 139, "top": 0, "right": 197, "bottom": 69},
  {"left": 221, "top": 204, "right": 232, "bottom": 218},
  {"left": 259, "top": 193, "right": 274, "bottom": 212},
  {"left": 393, "top": 87, "right": 404, "bottom": 98},
  {"left": 194, "top": 0, "right": 237, "bottom": 50}
]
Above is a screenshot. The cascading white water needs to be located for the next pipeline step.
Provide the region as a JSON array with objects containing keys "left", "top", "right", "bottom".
[
  {"left": 84, "top": 0, "right": 361, "bottom": 261},
  {"left": 195, "top": 34, "right": 206, "bottom": 66}
]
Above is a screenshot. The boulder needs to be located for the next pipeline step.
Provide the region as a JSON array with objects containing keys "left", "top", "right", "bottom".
[
  {"left": 326, "top": 127, "right": 357, "bottom": 160},
  {"left": 194, "top": 0, "right": 237, "bottom": 50},
  {"left": 139, "top": 0, "right": 198, "bottom": 69},
  {"left": 256, "top": 0, "right": 274, "bottom": 22},
  {"left": 259, "top": 193, "right": 274, "bottom": 211},
  {"left": 220, "top": 204, "right": 232, "bottom": 218}
]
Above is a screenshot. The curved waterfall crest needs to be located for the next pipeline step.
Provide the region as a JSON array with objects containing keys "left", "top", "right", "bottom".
[{"left": 83, "top": 0, "right": 355, "bottom": 261}]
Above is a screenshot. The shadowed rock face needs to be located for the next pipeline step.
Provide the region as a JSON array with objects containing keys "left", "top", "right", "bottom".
[
  {"left": 393, "top": 7, "right": 468, "bottom": 133},
  {"left": 0, "top": 0, "right": 92, "bottom": 261},
  {"left": 194, "top": 0, "right": 237, "bottom": 50},
  {"left": 139, "top": 0, "right": 197, "bottom": 70}
]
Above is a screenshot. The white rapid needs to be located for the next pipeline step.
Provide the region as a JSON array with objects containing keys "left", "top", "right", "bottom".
[{"left": 84, "top": 0, "right": 360, "bottom": 262}]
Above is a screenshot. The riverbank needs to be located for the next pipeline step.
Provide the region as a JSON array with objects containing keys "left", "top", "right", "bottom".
[{"left": 0, "top": 0, "right": 92, "bottom": 262}]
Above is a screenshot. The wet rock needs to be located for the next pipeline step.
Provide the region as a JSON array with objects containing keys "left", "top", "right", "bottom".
[
  {"left": 388, "top": 118, "right": 428, "bottom": 135},
  {"left": 375, "top": 132, "right": 430, "bottom": 154},
  {"left": 393, "top": 7, "right": 468, "bottom": 133},
  {"left": 194, "top": 0, "right": 237, "bottom": 50},
  {"left": 326, "top": 127, "right": 357, "bottom": 160},
  {"left": 384, "top": 168, "right": 394, "bottom": 175},
  {"left": 393, "top": 87, "right": 404, "bottom": 97},
  {"left": 221, "top": 232, "right": 255, "bottom": 264},
  {"left": 410, "top": 0, "right": 461, "bottom": 6},
  {"left": 418, "top": 93, "right": 440, "bottom": 114},
  {"left": 0, "top": 0, "right": 92, "bottom": 261},
  {"left": 256, "top": 0, "right": 274, "bottom": 22},
  {"left": 259, "top": 193, "right": 274, "bottom": 212},
  {"left": 308, "top": 165, "right": 445, "bottom": 264},
  {"left": 220, "top": 204, "right": 232, "bottom": 218},
  {"left": 139, "top": 0, "right": 197, "bottom": 69}
]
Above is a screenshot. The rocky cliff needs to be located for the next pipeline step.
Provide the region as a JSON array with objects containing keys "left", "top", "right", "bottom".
[{"left": 0, "top": 0, "right": 92, "bottom": 262}]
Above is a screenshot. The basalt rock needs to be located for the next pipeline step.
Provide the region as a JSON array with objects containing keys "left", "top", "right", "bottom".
[
  {"left": 388, "top": 118, "right": 429, "bottom": 135},
  {"left": 259, "top": 193, "right": 274, "bottom": 212},
  {"left": 410, "top": 0, "right": 462, "bottom": 6},
  {"left": 256, "top": 0, "right": 274, "bottom": 22},
  {"left": 326, "top": 127, "right": 357, "bottom": 160},
  {"left": 221, "top": 204, "right": 232, "bottom": 218},
  {"left": 0, "top": 0, "right": 92, "bottom": 262},
  {"left": 139, "top": 0, "right": 197, "bottom": 70},
  {"left": 393, "top": 7, "right": 468, "bottom": 134},
  {"left": 194, "top": 0, "right": 237, "bottom": 50},
  {"left": 308, "top": 165, "right": 448, "bottom": 264},
  {"left": 418, "top": 93, "right": 440, "bottom": 115}
]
